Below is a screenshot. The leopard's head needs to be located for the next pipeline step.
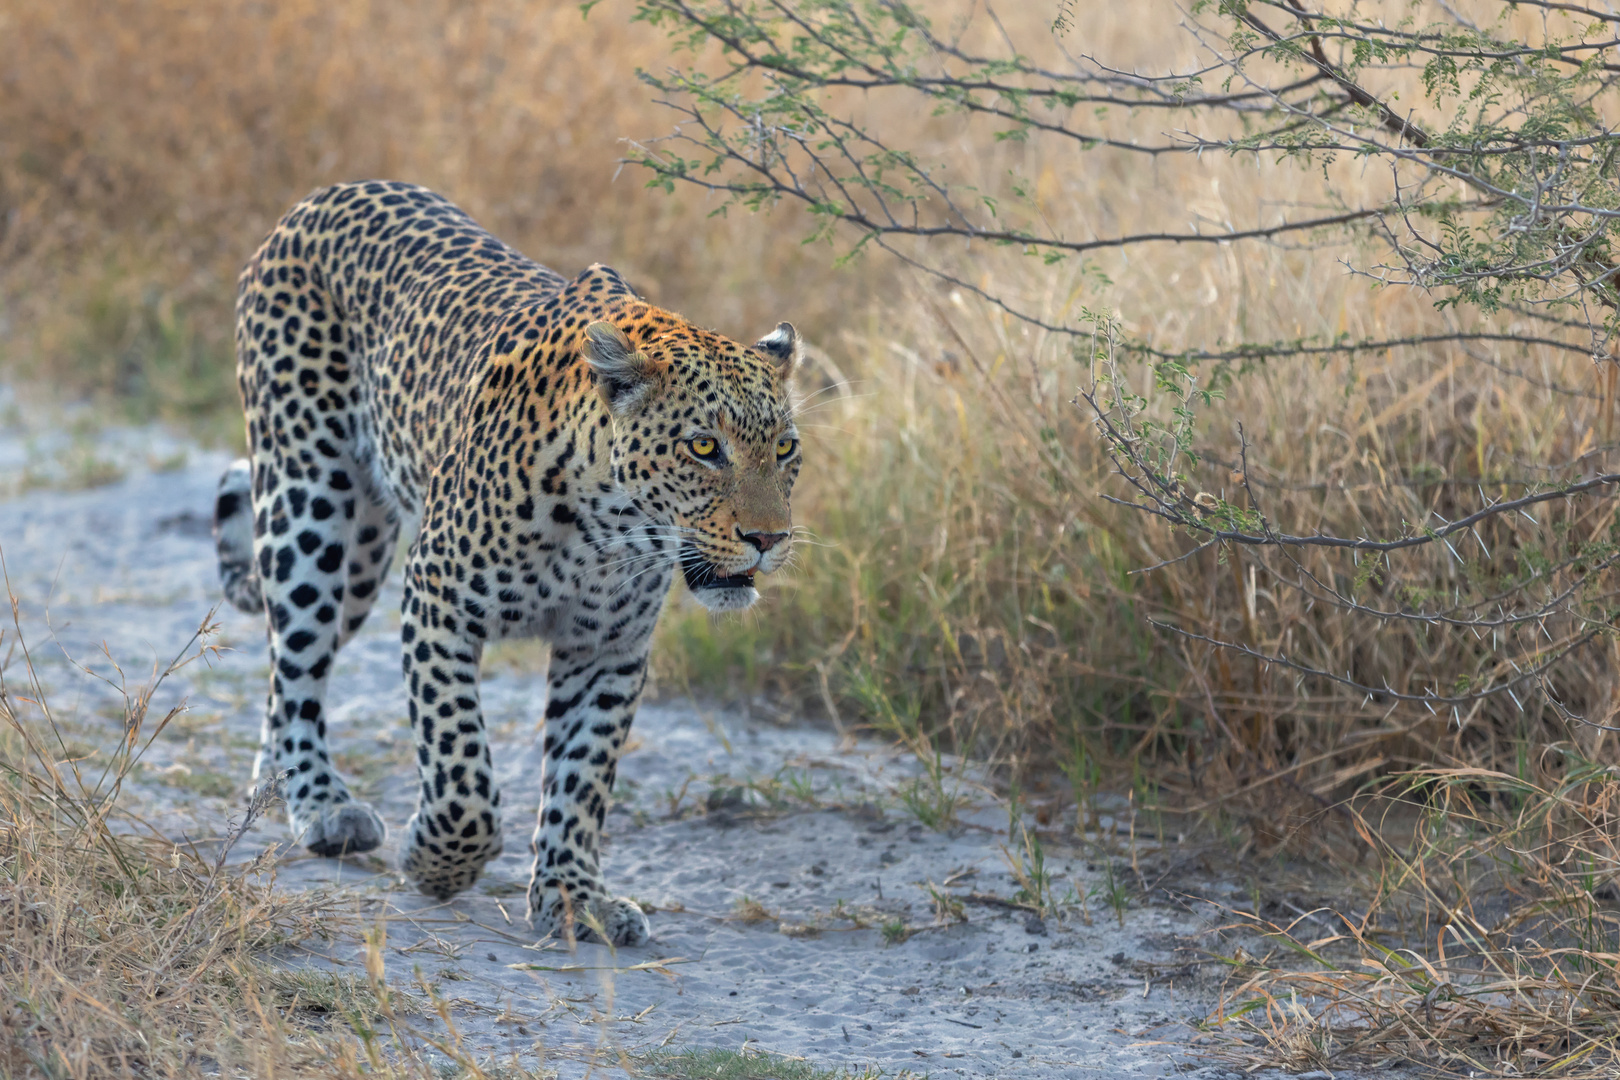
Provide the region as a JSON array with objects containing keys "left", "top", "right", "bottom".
[{"left": 584, "top": 310, "right": 801, "bottom": 612}]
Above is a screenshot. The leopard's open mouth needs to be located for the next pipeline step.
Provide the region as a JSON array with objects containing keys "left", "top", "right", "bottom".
[{"left": 680, "top": 546, "right": 756, "bottom": 592}]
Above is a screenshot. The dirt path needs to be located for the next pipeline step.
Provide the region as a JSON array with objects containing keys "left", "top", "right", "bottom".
[{"left": 1, "top": 404, "right": 1258, "bottom": 1079}]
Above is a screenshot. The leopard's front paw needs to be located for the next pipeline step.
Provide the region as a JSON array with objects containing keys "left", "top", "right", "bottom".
[
  {"left": 528, "top": 880, "right": 650, "bottom": 947},
  {"left": 399, "top": 811, "right": 502, "bottom": 900},
  {"left": 291, "top": 801, "right": 387, "bottom": 858}
]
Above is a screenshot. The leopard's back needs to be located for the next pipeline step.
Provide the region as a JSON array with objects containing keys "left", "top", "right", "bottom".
[{"left": 235, "top": 180, "right": 567, "bottom": 513}]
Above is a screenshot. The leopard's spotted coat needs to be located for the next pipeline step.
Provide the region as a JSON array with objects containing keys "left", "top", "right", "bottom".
[{"left": 213, "top": 180, "right": 800, "bottom": 945}]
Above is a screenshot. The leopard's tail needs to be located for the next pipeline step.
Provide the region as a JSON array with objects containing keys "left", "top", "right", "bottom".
[{"left": 214, "top": 459, "right": 263, "bottom": 614}]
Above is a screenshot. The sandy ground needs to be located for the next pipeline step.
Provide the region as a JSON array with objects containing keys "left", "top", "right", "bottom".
[{"left": 1, "top": 402, "right": 1319, "bottom": 1079}]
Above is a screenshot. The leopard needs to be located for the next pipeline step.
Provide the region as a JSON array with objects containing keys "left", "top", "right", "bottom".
[{"left": 212, "top": 180, "right": 801, "bottom": 946}]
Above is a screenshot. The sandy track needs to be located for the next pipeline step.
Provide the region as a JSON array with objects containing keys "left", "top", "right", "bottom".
[{"left": 1, "top": 411, "right": 1258, "bottom": 1079}]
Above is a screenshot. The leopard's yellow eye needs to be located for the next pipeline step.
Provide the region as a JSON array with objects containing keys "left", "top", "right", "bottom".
[
  {"left": 775, "top": 437, "right": 798, "bottom": 460},
  {"left": 689, "top": 436, "right": 719, "bottom": 459}
]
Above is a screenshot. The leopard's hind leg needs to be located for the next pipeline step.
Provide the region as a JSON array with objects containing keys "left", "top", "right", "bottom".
[{"left": 234, "top": 248, "right": 388, "bottom": 858}]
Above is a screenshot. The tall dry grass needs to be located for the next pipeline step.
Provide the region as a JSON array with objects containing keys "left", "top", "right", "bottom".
[{"left": 651, "top": 0, "right": 1620, "bottom": 832}]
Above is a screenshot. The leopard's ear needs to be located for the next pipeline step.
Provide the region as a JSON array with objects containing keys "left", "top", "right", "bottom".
[
  {"left": 583, "top": 321, "right": 666, "bottom": 416},
  {"left": 754, "top": 322, "right": 799, "bottom": 379}
]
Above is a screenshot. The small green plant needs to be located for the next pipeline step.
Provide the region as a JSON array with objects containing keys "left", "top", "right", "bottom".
[
  {"left": 829, "top": 898, "right": 869, "bottom": 929},
  {"left": 1002, "top": 821, "right": 1055, "bottom": 916},
  {"left": 662, "top": 775, "right": 694, "bottom": 818},
  {"left": 1090, "top": 860, "right": 1130, "bottom": 929},
  {"left": 776, "top": 766, "right": 818, "bottom": 805},
  {"left": 880, "top": 918, "right": 911, "bottom": 945},
  {"left": 926, "top": 881, "right": 967, "bottom": 925},
  {"left": 1004, "top": 777, "right": 1021, "bottom": 842},
  {"left": 1132, "top": 768, "right": 1166, "bottom": 848},
  {"left": 894, "top": 746, "right": 965, "bottom": 832},
  {"left": 744, "top": 767, "right": 820, "bottom": 809},
  {"left": 895, "top": 777, "right": 956, "bottom": 832},
  {"left": 1060, "top": 739, "right": 1100, "bottom": 834}
]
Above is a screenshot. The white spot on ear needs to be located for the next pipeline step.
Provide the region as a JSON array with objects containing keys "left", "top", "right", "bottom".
[{"left": 754, "top": 322, "right": 800, "bottom": 378}]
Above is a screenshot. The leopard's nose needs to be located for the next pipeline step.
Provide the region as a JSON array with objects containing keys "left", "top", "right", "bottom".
[{"left": 741, "top": 530, "right": 790, "bottom": 553}]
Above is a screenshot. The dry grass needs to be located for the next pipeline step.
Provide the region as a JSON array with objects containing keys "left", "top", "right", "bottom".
[
  {"left": 0, "top": 602, "right": 335, "bottom": 1077},
  {"left": 1204, "top": 762, "right": 1620, "bottom": 1076},
  {"left": 637, "top": 1, "right": 1620, "bottom": 810},
  {"left": 0, "top": 597, "right": 542, "bottom": 1079},
  {"left": 6, "top": 0, "right": 1620, "bottom": 1072}
]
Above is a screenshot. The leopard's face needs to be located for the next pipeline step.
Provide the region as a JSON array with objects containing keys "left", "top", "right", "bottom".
[{"left": 585, "top": 318, "right": 801, "bottom": 612}]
